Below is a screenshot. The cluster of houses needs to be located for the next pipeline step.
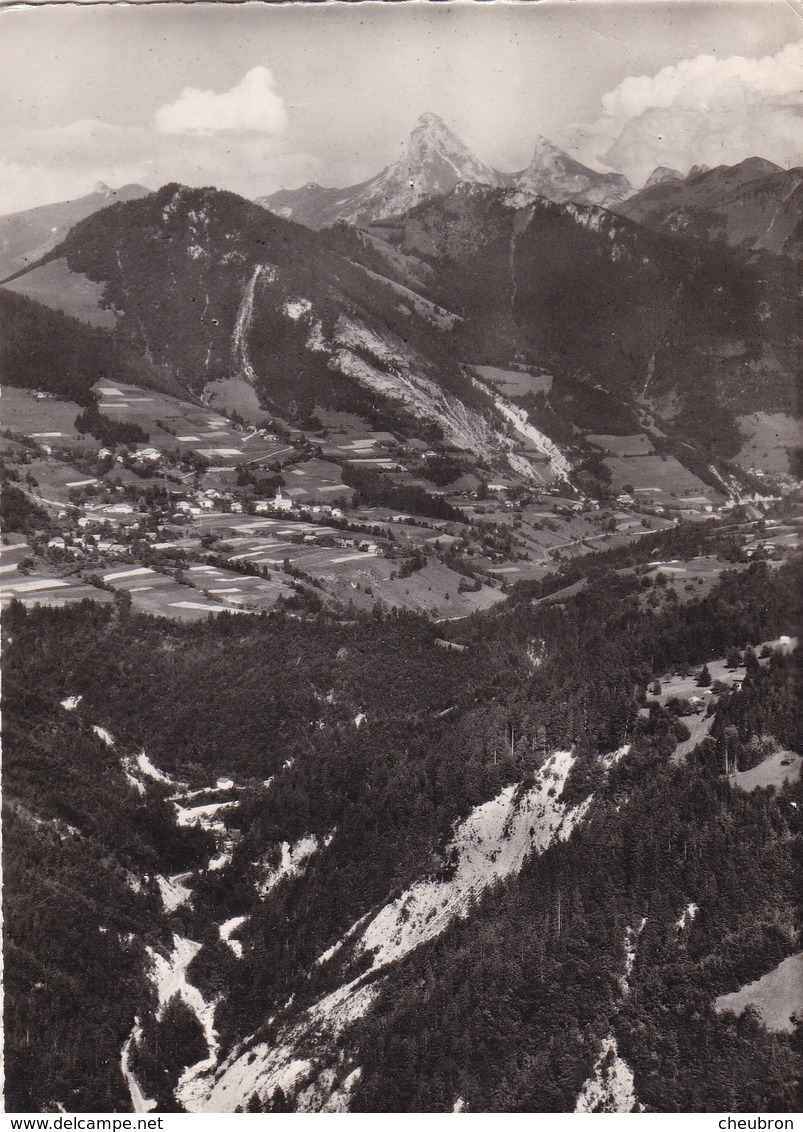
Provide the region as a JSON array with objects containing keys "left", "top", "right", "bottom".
[{"left": 40, "top": 478, "right": 355, "bottom": 563}]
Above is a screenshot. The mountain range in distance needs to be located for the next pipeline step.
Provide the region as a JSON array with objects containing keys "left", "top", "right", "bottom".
[
  {"left": 258, "top": 113, "right": 634, "bottom": 228},
  {"left": 258, "top": 112, "right": 802, "bottom": 259},
  {"left": 1, "top": 112, "right": 799, "bottom": 274},
  {"left": 0, "top": 109, "right": 799, "bottom": 506},
  {"left": 0, "top": 181, "right": 150, "bottom": 282},
  {"left": 616, "top": 156, "right": 803, "bottom": 259}
]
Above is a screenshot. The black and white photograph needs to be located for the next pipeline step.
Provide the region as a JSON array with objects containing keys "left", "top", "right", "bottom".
[{"left": 1, "top": 0, "right": 801, "bottom": 1117}]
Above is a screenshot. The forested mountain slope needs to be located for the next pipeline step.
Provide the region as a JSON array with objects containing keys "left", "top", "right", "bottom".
[
  {"left": 4, "top": 544, "right": 800, "bottom": 1112},
  {"left": 616, "top": 159, "right": 803, "bottom": 259},
  {"left": 8, "top": 184, "right": 526, "bottom": 465},
  {"left": 5, "top": 178, "right": 798, "bottom": 483},
  {"left": 391, "top": 185, "right": 800, "bottom": 458}
]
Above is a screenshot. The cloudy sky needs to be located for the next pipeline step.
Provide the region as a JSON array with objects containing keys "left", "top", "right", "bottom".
[{"left": 1, "top": 1, "right": 801, "bottom": 213}]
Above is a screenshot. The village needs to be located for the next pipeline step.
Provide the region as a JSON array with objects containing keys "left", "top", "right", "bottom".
[{"left": 2, "top": 380, "right": 800, "bottom": 622}]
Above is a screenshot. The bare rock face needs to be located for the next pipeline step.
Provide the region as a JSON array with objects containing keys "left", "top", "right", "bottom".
[
  {"left": 509, "top": 136, "right": 633, "bottom": 209},
  {"left": 644, "top": 166, "right": 683, "bottom": 188}
]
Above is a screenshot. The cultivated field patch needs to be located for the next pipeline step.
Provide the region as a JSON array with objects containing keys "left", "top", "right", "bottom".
[
  {"left": 99, "top": 564, "right": 250, "bottom": 620},
  {"left": 603, "top": 453, "right": 716, "bottom": 502},
  {"left": 2, "top": 386, "right": 89, "bottom": 444},
  {"left": 93, "top": 382, "right": 291, "bottom": 466}
]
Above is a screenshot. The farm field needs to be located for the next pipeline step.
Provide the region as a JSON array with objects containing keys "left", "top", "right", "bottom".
[
  {"left": 198, "top": 515, "right": 345, "bottom": 542},
  {"left": 648, "top": 658, "right": 747, "bottom": 706},
  {"left": 647, "top": 636, "right": 797, "bottom": 710},
  {"left": 484, "top": 560, "right": 551, "bottom": 581},
  {"left": 93, "top": 381, "right": 293, "bottom": 466},
  {"left": 603, "top": 453, "right": 718, "bottom": 503},
  {"left": 202, "top": 377, "right": 266, "bottom": 424},
  {"left": 1, "top": 541, "right": 115, "bottom": 609},
  {"left": 226, "top": 534, "right": 502, "bottom": 615},
  {"left": 0, "top": 575, "right": 115, "bottom": 609},
  {"left": 279, "top": 458, "right": 352, "bottom": 503},
  {"left": 98, "top": 564, "right": 253, "bottom": 620},
  {"left": 1, "top": 386, "right": 91, "bottom": 446},
  {"left": 18, "top": 455, "right": 102, "bottom": 507},
  {"left": 736, "top": 411, "right": 799, "bottom": 476},
  {"left": 745, "top": 527, "right": 799, "bottom": 553},
  {"left": 640, "top": 555, "right": 749, "bottom": 601},
  {"left": 0, "top": 538, "right": 32, "bottom": 574},
  {"left": 316, "top": 557, "right": 504, "bottom": 617},
  {"left": 185, "top": 563, "right": 295, "bottom": 609},
  {"left": 587, "top": 433, "right": 654, "bottom": 457}
]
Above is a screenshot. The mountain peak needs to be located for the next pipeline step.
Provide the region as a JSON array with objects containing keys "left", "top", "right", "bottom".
[
  {"left": 645, "top": 166, "right": 683, "bottom": 188},
  {"left": 530, "top": 135, "right": 565, "bottom": 160},
  {"left": 735, "top": 156, "right": 783, "bottom": 176},
  {"left": 403, "top": 113, "right": 483, "bottom": 167},
  {"left": 513, "top": 139, "right": 632, "bottom": 208},
  {"left": 258, "top": 113, "right": 503, "bottom": 228},
  {"left": 413, "top": 111, "right": 450, "bottom": 132}
]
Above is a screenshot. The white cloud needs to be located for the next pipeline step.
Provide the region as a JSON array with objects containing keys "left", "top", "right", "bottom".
[
  {"left": 154, "top": 66, "right": 287, "bottom": 136},
  {"left": 0, "top": 121, "right": 317, "bottom": 215},
  {"left": 573, "top": 40, "right": 803, "bottom": 186},
  {"left": 0, "top": 67, "right": 316, "bottom": 214}
]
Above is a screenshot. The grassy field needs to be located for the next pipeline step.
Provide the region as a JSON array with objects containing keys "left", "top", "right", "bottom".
[
  {"left": 0, "top": 577, "right": 115, "bottom": 609},
  {"left": 472, "top": 365, "right": 553, "bottom": 398},
  {"left": 98, "top": 564, "right": 253, "bottom": 620},
  {"left": 736, "top": 411, "right": 799, "bottom": 476},
  {"left": 1, "top": 386, "right": 90, "bottom": 445},
  {"left": 647, "top": 656, "right": 747, "bottom": 705},
  {"left": 280, "top": 458, "right": 351, "bottom": 503},
  {"left": 640, "top": 555, "right": 749, "bottom": 601},
  {"left": 202, "top": 377, "right": 265, "bottom": 424},
  {"left": 185, "top": 563, "right": 296, "bottom": 609},
  {"left": 1, "top": 540, "right": 115, "bottom": 610},
  {"left": 715, "top": 952, "right": 803, "bottom": 1033},
  {"left": 2, "top": 258, "right": 116, "bottom": 328},
  {"left": 94, "top": 381, "right": 292, "bottom": 466},
  {"left": 732, "top": 749, "right": 802, "bottom": 792},
  {"left": 603, "top": 453, "right": 717, "bottom": 502},
  {"left": 312, "top": 557, "right": 504, "bottom": 618},
  {"left": 587, "top": 433, "right": 655, "bottom": 457},
  {"left": 22, "top": 456, "right": 101, "bottom": 506}
]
